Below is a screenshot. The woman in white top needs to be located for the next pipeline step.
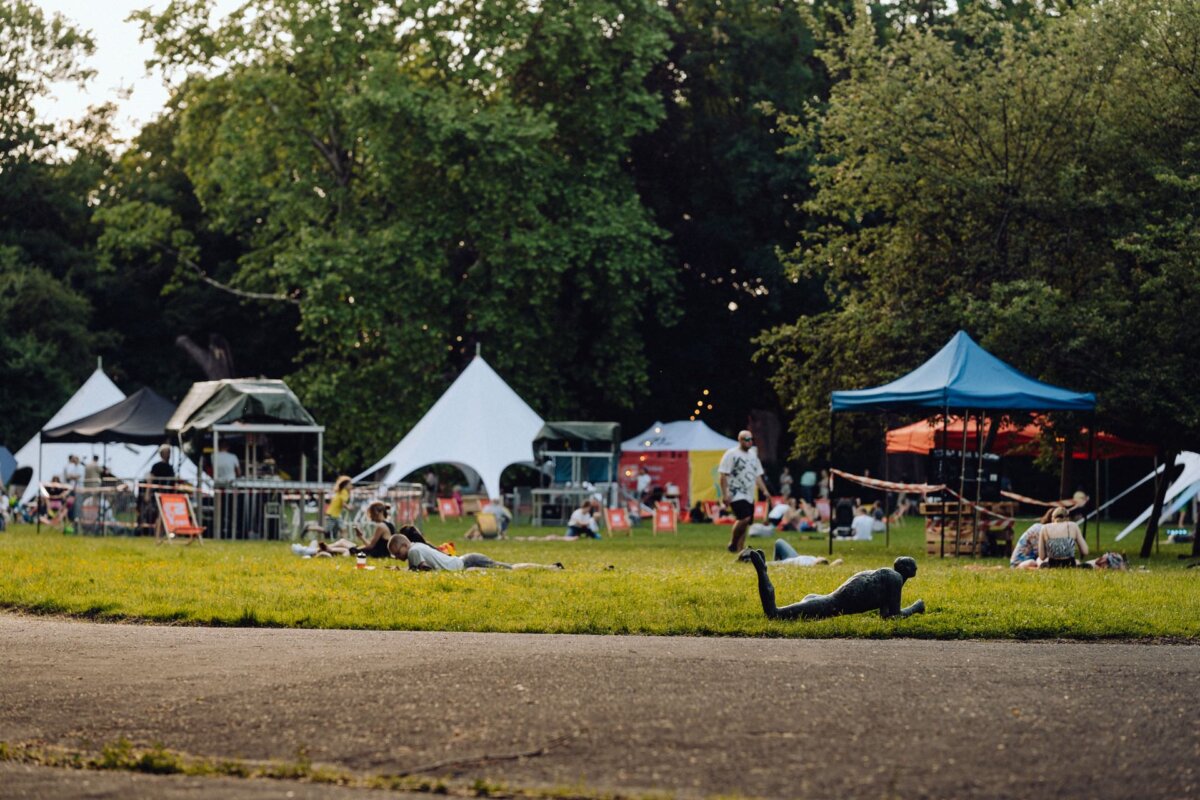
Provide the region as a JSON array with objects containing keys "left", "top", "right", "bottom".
[{"left": 1037, "top": 506, "right": 1089, "bottom": 568}]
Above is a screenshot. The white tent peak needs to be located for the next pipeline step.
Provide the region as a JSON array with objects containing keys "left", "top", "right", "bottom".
[
  {"left": 354, "top": 356, "right": 544, "bottom": 498},
  {"left": 43, "top": 368, "right": 124, "bottom": 430},
  {"left": 622, "top": 420, "right": 737, "bottom": 452}
]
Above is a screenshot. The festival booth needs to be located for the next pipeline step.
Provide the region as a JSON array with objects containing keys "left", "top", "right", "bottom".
[
  {"left": 531, "top": 422, "right": 621, "bottom": 525},
  {"left": 14, "top": 366, "right": 195, "bottom": 521},
  {"left": 40, "top": 387, "right": 199, "bottom": 535},
  {"left": 619, "top": 420, "right": 738, "bottom": 509},
  {"left": 830, "top": 331, "right": 1097, "bottom": 557},
  {"left": 355, "top": 356, "right": 544, "bottom": 518},
  {"left": 168, "top": 378, "right": 325, "bottom": 540}
]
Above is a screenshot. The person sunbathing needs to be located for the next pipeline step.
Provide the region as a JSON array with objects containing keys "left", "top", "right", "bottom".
[
  {"left": 387, "top": 534, "right": 563, "bottom": 572},
  {"left": 744, "top": 549, "right": 925, "bottom": 620},
  {"left": 738, "top": 540, "right": 843, "bottom": 568}
]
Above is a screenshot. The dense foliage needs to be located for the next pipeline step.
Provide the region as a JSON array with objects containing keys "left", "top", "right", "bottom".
[{"left": 2, "top": 0, "right": 1198, "bottom": 507}]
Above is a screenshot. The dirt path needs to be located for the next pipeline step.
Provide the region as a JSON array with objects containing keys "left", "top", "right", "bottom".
[{"left": 0, "top": 614, "right": 1196, "bottom": 799}]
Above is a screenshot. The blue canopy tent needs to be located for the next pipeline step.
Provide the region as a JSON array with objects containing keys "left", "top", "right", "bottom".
[
  {"left": 829, "top": 331, "right": 1097, "bottom": 555},
  {"left": 831, "top": 331, "right": 1096, "bottom": 412}
]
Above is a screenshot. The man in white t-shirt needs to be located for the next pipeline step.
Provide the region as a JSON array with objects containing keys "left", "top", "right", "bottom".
[
  {"left": 850, "top": 508, "right": 875, "bottom": 541},
  {"left": 719, "top": 430, "right": 770, "bottom": 554},
  {"left": 213, "top": 441, "right": 241, "bottom": 483},
  {"left": 566, "top": 500, "right": 601, "bottom": 539}
]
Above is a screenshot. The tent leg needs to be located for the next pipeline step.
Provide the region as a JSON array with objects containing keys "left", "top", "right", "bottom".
[
  {"left": 1086, "top": 416, "right": 1097, "bottom": 548},
  {"left": 940, "top": 407, "right": 948, "bottom": 559},
  {"left": 955, "top": 412, "right": 969, "bottom": 558},
  {"left": 37, "top": 438, "right": 42, "bottom": 535},
  {"left": 828, "top": 412, "right": 835, "bottom": 557},
  {"left": 883, "top": 416, "right": 890, "bottom": 550}
]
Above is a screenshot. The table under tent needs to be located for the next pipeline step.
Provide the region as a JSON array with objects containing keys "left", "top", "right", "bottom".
[
  {"left": 829, "top": 331, "right": 1097, "bottom": 557},
  {"left": 167, "top": 379, "right": 326, "bottom": 540},
  {"left": 37, "top": 387, "right": 197, "bottom": 535}
]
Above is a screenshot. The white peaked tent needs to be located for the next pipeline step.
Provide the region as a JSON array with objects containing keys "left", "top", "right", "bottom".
[
  {"left": 14, "top": 367, "right": 197, "bottom": 505},
  {"left": 1115, "top": 451, "right": 1200, "bottom": 541},
  {"left": 354, "top": 357, "right": 545, "bottom": 498}
]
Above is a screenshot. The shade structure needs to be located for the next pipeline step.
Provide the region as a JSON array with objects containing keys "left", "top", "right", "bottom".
[
  {"left": 167, "top": 379, "right": 317, "bottom": 440},
  {"left": 533, "top": 422, "right": 622, "bottom": 485},
  {"left": 42, "top": 387, "right": 177, "bottom": 445},
  {"left": 620, "top": 420, "right": 738, "bottom": 507},
  {"left": 831, "top": 331, "right": 1096, "bottom": 412},
  {"left": 354, "top": 356, "right": 544, "bottom": 499},
  {"left": 886, "top": 418, "right": 1155, "bottom": 460},
  {"left": 14, "top": 368, "right": 195, "bottom": 505}
]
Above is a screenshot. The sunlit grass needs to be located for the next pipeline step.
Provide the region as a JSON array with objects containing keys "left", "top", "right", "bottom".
[{"left": 0, "top": 519, "right": 1195, "bottom": 639}]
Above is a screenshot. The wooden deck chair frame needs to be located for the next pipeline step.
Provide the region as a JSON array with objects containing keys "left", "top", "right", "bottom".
[
  {"left": 437, "top": 497, "right": 461, "bottom": 521},
  {"left": 605, "top": 507, "right": 632, "bottom": 537},
  {"left": 155, "top": 492, "right": 204, "bottom": 544},
  {"left": 652, "top": 502, "right": 677, "bottom": 535}
]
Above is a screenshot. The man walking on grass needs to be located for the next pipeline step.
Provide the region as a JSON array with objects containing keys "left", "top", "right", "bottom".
[{"left": 720, "top": 430, "right": 770, "bottom": 554}]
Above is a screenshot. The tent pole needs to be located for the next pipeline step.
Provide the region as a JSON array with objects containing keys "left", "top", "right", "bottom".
[
  {"left": 940, "top": 406, "right": 948, "bottom": 559},
  {"left": 1085, "top": 414, "right": 1097, "bottom": 547},
  {"left": 955, "top": 412, "right": 969, "bottom": 558},
  {"left": 883, "top": 415, "right": 890, "bottom": 550},
  {"left": 828, "top": 410, "right": 835, "bottom": 557},
  {"left": 36, "top": 437, "right": 42, "bottom": 535},
  {"left": 971, "top": 411, "right": 985, "bottom": 557}
]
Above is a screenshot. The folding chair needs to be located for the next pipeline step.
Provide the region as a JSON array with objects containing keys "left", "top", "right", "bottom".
[
  {"left": 652, "top": 502, "right": 677, "bottom": 535},
  {"left": 437, "top": 497, "right": 461, "bottom": 521},
  {"left": 605, "top": 507, "right": 632, "bottom": 537},
  {"left": 831, "top": 498, "right": 855, "bottom": 538},
  {"left": 753, "top": 500, "right": 768, "bottom": 522},
  {"left": 156, "top": 492, "right": 204, "bottom": 544}
]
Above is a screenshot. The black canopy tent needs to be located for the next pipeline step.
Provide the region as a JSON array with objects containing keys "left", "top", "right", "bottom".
[
  {"left": 829, "top": 332, "right": 1098, "bottom": 556},
  {"left": 38, "top": 387, "right": 180, "bottom": 536},
  {"left": 42, "top": 388, "right": 176, "bottom": 445}
]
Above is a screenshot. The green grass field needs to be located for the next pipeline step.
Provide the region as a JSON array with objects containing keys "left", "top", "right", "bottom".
[{"left": 0, "top": 518, "right": 1196, "bottom": 639}]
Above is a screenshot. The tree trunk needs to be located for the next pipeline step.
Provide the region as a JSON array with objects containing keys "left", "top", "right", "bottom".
[
  {"left": 1191, "top": 500, "right": 1200, "bottom": 559},
  {"left": 1140, "top": 449, "right": 1177, "bottom": 559}
]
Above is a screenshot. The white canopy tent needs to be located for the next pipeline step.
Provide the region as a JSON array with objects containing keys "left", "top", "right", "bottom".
[
  {"left": 14, "top": 367, "right": 197, "bottom": 505},
  {"left": 354, "top": 356, "right": 544, "bottom": 499},
  {"left": 1114, "top": 451, "right": 1200, "bottom": 541},
  {"left": 622, "top": 420, "right": 739, "bottom": 452}
]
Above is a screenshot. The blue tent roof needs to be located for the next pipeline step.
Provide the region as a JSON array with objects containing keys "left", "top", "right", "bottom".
[{"left": 830, "top": 331, "right": 1096, "bottom": 412}]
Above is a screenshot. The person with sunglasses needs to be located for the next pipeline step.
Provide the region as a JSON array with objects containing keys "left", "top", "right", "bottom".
[{"left": 719, "top": 430, "right": 770, "bottom": 554}]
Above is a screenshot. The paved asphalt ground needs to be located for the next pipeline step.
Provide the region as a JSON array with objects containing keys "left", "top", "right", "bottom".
[{"left": 0, "top": 614, "right": 1196, "bottom": 799}]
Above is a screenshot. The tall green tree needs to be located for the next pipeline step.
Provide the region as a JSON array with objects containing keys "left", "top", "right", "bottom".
[
  {"left": 101, "top": 0, "right": 677, "bottom": 468},
  {"left": 761, "top": 0, "right": 1200, "bottom": 530},
  {"left": 0, "top": 1, "right": 109, "bottom": 444}
]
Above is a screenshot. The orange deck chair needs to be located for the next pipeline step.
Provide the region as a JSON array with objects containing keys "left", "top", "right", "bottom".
[{"left": 156, "top": 492, "right": 204, "bottom": 544}]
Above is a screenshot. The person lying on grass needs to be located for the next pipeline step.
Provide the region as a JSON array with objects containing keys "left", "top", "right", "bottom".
[
  {"left": 744, "top": 549, "right": 925, "bottom": 621},
  {"left": 738, "top": 540, "right": 844, "bottom": 568},
  {"left": 387, "top": 533, "right": 563, "bottom": 572}
]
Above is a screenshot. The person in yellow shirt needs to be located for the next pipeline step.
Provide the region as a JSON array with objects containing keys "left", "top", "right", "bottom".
[{"left": 325, "top": 475, "right": 352, "bottom": 537}]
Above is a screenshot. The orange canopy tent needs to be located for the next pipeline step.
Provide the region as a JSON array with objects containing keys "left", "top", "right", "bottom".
[{"left": 886, "top": 418, "right": 1155, "bottom": 460}]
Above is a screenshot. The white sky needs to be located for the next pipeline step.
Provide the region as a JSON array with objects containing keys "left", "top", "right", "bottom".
[{"left": 32, "top": 1, "right": 239, "bottom": 142}]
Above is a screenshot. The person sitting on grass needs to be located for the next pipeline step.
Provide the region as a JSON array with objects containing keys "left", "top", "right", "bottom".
[
  {"left": 738, "top": 540, "right": 843, "bottom": 568},
  {"left": 386, "top": 533, "right": 563, "bottom": 572},
  {"left": 566, "top": 499, "right": 602, "bottom": 539},
  {"left": 1010, "top": 509, "right": 1054, "bottom": 569},
  {"left": 1037, "top": 505, "right": 1089, "bottom": 568},
  {"left": 743, "top": 549, "right": 925, "bottom": 621},
  {"left": 292, "top": 502, "right": 427, "bottom": 558},
  {"left": 464, "top": 497, "right": 513, "bottom": 540}
]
